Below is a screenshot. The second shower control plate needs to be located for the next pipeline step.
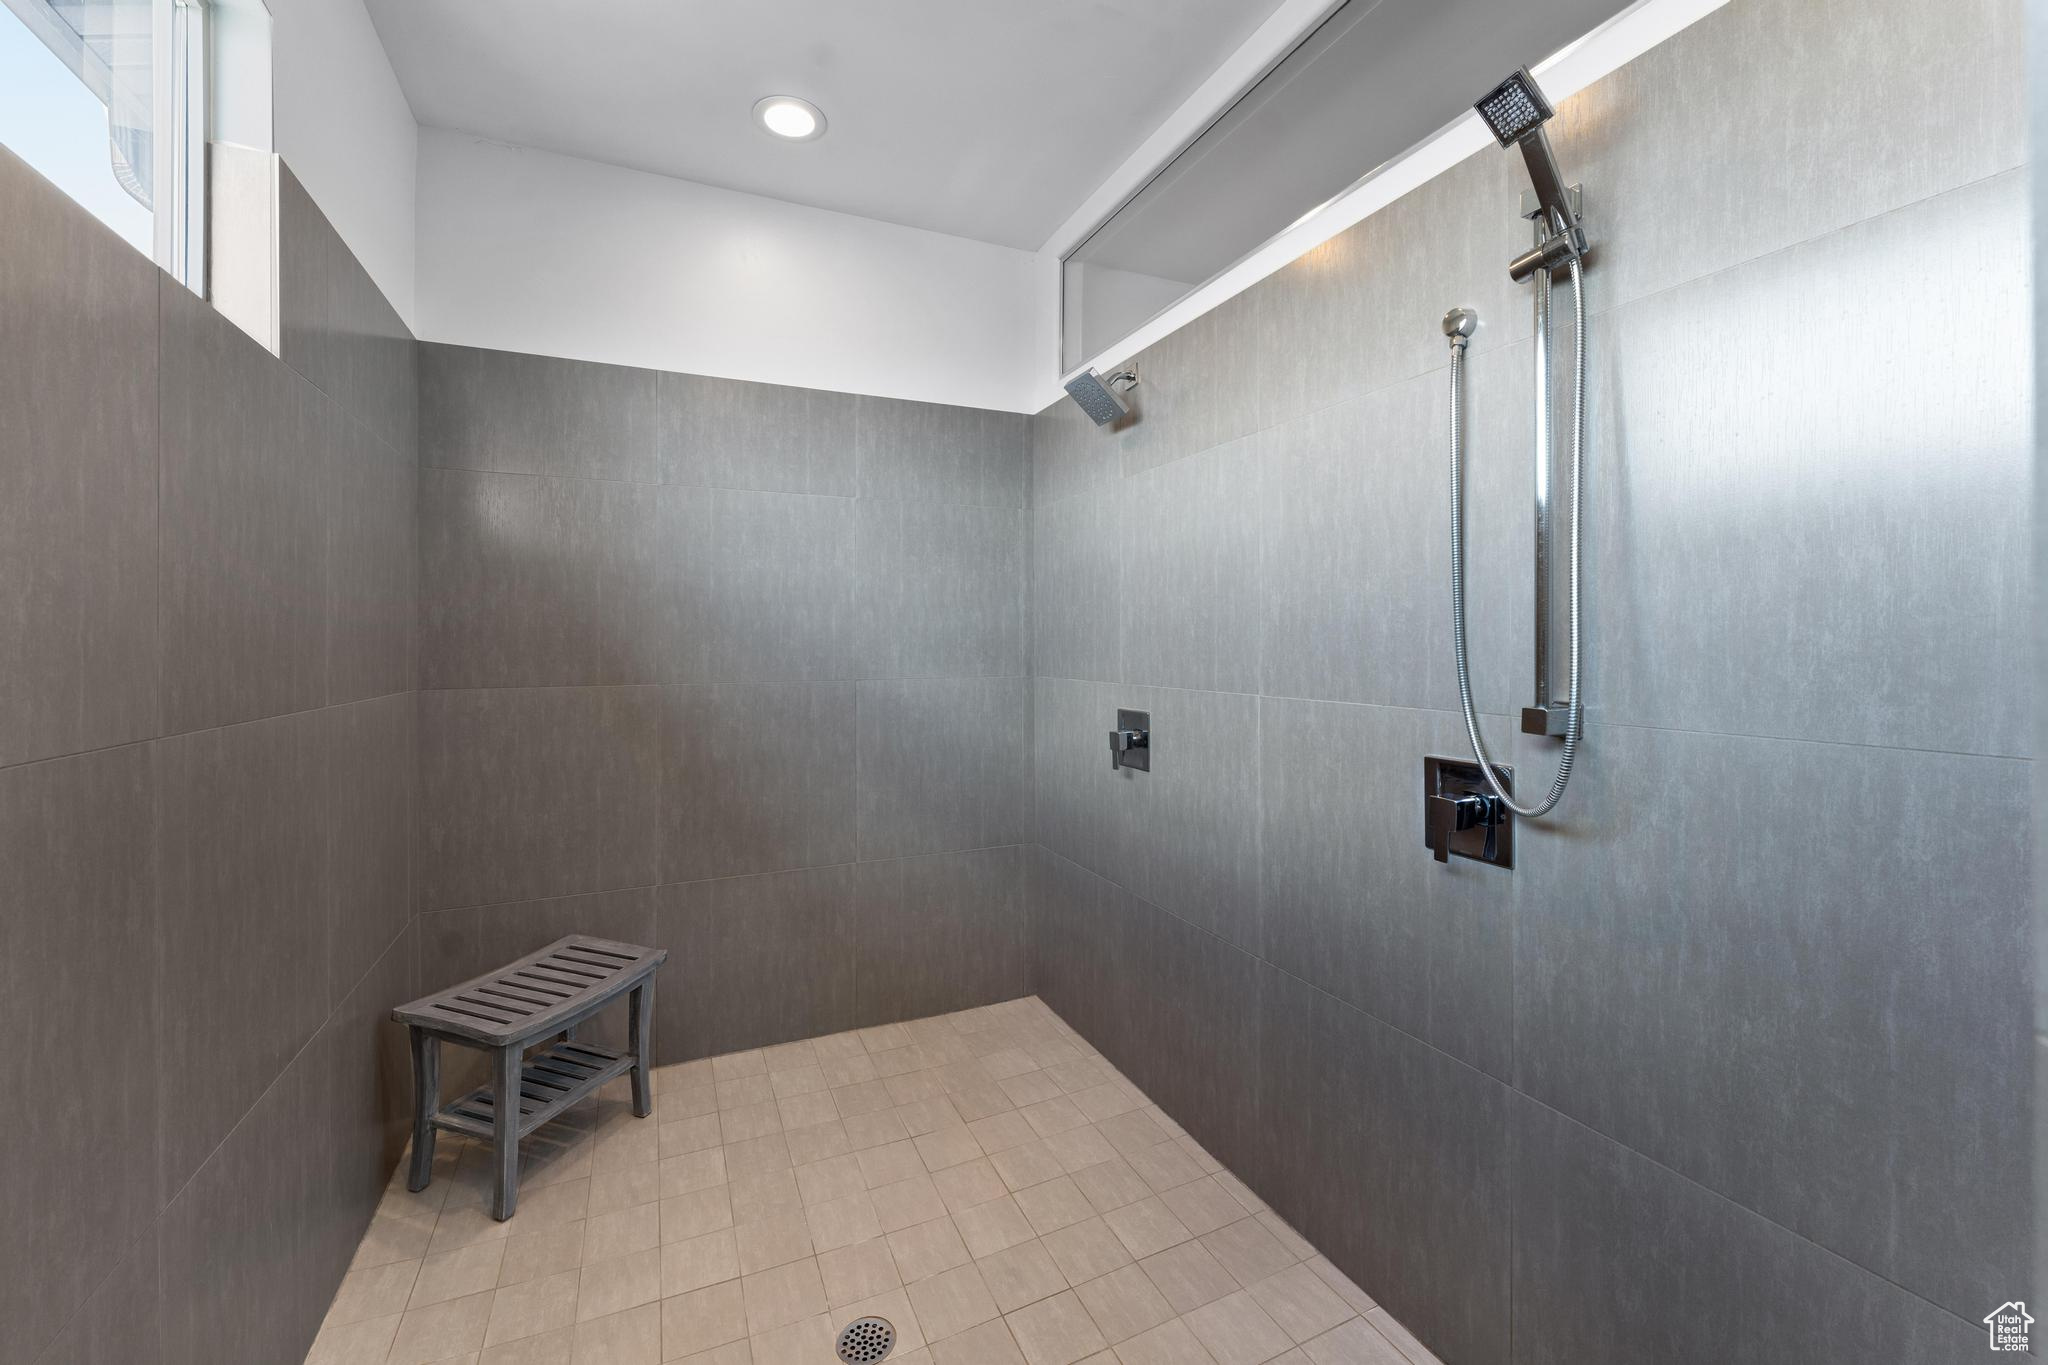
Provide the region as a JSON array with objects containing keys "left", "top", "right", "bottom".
[
  {"left": 1423, "top": 756, "right": 1513, "bottom": 868},
  {"left": 1110, "top": 710, "right": 1150, "bottom": 772}
]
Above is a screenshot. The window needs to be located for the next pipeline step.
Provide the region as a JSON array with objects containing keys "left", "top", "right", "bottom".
[{"left": 2, "top": 0, "right": 207, "bottom": 284}]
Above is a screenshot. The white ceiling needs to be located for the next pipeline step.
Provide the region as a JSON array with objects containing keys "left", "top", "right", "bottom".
[{"left": 360, "top": 0, "right": 1295, "bottom": 251}]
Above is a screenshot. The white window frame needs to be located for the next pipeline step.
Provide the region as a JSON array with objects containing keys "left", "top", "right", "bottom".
[{"left": 157, "top": 0, "right": 207, "bottom": 289}]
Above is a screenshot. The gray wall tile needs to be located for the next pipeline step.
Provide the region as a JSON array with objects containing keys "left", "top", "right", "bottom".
[
  {"left": 1515, "top": 721, "right": 2030, "bottom": 1321},
  {"left": 1580, "top": 170, "right": 2030, "bottom": 756},
  {"left": 1512, "top": 1098, "right": 1985, "bottom": 1365},
  {"left": 658, "top": 867, "right": 858, "bottom": 1061},
  {"left": 156, "top": 709, "right": 332, "bottom": 1202},
  {"left": 1031, "top": 676, "right": 1123, "bottom": 879},
  {"left": 708, "top": 489, "right": 859, "bottom": 682},
  {"left": 0, "top": 745, "right": 157, "bottom": 1361},
  {"left": 664, "top": 371, "right": 856, "bottom": 495},
  {"left": 419, "top": 686, "right": 662, "bottom": 911},
  {"left": 661, "top": 682, "right": 858, "bottom": 883},
  {"left": 1260, "top": 698, "right": 1514, "bottom": 1077},
  {"left": 36, "top": 1231, "right": 161, "bottom": 1365},
  {"left": 1029, "top": 385, "right": 1113, "bottom": 508},
  {"left": 853, "top": 846, "right": 1027, "bottom": 1025},
  {"left": 420, "top": 342, "right": 661, "bottom": 482},
  {"left": 278, "top": 164, "right": 418, "bottom": 459},
  {"left": 857, "top": 676, "right": 1029, "bottom": 861},
  {"left": 1121, "top": 435, "right": 1262, "bottom": 694},
  {"left": 857, "top": 499, "right": 1027, "bottom": 677},
  {"left": 324, "top": 392, "right": 416, "bottom": 705},
  {"left": 0, "top": 146, "right": 159, "bottom": 769},
  {"left": 857, "top": 393, "right": 1027, "bottom": 507},
  {"left": 310, "top": 922, "right": 418, "bottom": 1264},
  {"left": 327, "top": 693, "right": 415, "bottom": 1010},
  {"left": 1032, "top": 493, "right": 1121, "bottom": 684},
  {"left": 159, "top": 278, "right": 328, "bottom": 735},
  {"left": 1114, "top": 686, "right": 1262, "bottom": 955},
  {"left": 1118, "top": 293, "right": 1263, "bottom": 478}
]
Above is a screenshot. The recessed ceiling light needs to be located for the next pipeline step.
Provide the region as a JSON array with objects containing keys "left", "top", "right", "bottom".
[{"left": 753, "top": 95, "right": 826, "bottom": 142}]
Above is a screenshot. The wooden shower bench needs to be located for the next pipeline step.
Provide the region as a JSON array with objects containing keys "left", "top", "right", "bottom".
[{"left": 392, "top": 935, "right": 667, "bottom": 1220}]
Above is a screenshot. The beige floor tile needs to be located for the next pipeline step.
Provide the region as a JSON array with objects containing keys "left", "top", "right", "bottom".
[
  {"left": 353, "top": 1212, "right": 440, "bottom": 1271},
  {"left": 932, "top": 1158, "right": 1006, "bottom": 1213},
  {"left": 416, "top": 1241, "right": 512, "bottom": 1310},
  {"left": 1071, "top": 1264, "right": 1172, "bottom": 1345},
  {"left": 859, "top": 1022, "right": 913, "bottom": 1053},
  {"left": 1069, "top": 1084, "right": 1140, "bottom": 1124},
  {"left": 946, "top": 1083, "right": 1012, "bottom": 1123},
  {"left": 1114, "top": 1317, "right": 1219, "bottom": 1365},
  {"left": 785, "top": 1119, "right": 853, "bottom": 1166},
  {"left": 976, "top": 1241, "right": 1069, "bottom": 1315},
  {"left": 1182, "top": 1290, "right": 1293, "bottom": 1365},
  {"left": 586, "top": 1204, "right": 662, "bottom": 1264},
  {"left": 1138, "top": 1240, "right": 1239, "bottom": 1315},
  {"left": 1124, "top": 1142, "right": 1203, "bottom": 1195},
  {"left": 967, "top": 1111, "right": 1038, "bottom": 1155},
  {"left": 487, "top": 1270, "right": 580, "bottom": 1346},
  {"left": 1019, "top": 1097, "right": 1089, "bottom": 1139},
  {"left": 736, "top": 1207, "right": 814, "bottom": 1274},
  {"left": 952, "top": 1195, "right": 1035, "bottom": 1260},
  {"left": 794, "top": 1154, "right": 865, "bottom": 1206},
  {"left": 1042, "top": 1217, "right": 1133, "bottom": 1285},
  {"left": 871, "top": 1173, "right": 948, "bottom": 1233},
  {"left": 431, "top": 1205, "right": 519, "bottom": 1257},
  {"left": 731, "top": 1167, "right": 803, "bottom": 1223},
  {"left": 777, "top": 1091, "right": 839, "bottom": 1132},
  {"left": 717, "top": 1075, "right": 775, "bottom": 1111},
  {"left": 1005, "top": 1289, "right": 1109, "bottom": 1365},
  {"left": 304, "top": 1310, "right": 401, "bottom": 1365},
  {"left": 979, "top": 1049, "right": 1038, "bottom": 1082},
  {"left": 1103, "top": 1197, "right": 1191, "bottom": 1261},
  {"left": 1210, "top": 1173, "right": 1265, "bottom": 1215},
  {"left": 841, "top": 1108, "right": 910, "bottom": 1152},
  {"left": 580, "top": 1248, "right": 663, "bottom": 1322},
  {"left": 857, "top": 1139, "right": 925, "bottom": 1189},
  {"left": 595, "top": 1167, "right": 665, "bottom": 1217},
  {"left": 661, "top": 1188, "right": 735, "bottom": 1244},
  {"left": 824, "top": 1052, "right": 879, "bottom": 1088},
  {"left": 390, "top": 1291, "right": 495, "bottom": 1365},
  {"left": 991, "top": 1141, "right": 1068, "bottom": 1193},
  {"left": 895, "top": 1096, "right": 967, "bottom": 1134},
  {"left": 747, "top": 1312, "right": 831, "bottom": 1365},
  {"left": 761, "top": 1040, "right": 819, "bottom": 1073},
  {"left": 818, "top": 1238, "right": 902, "bottom": 1307},
  {"left": 1070, "top": 1160, "right": 1151, "bottom": 1216},
  {"left": 661, "top": 1115, "right": 723, "bottom": 1158},
  {"left": 1043, "top": 1126, "right": 1117, "bottom": 1175},
  {"left": 1095, "top": 1113, "right": 1169, "bottom": 1156},
  {"left": 806, "top": 1191, "right": 883, "bottom": 1252},
  {"left": 1360, "top": 1310, "right": 1441, "bottom": 1365},
  {"left": 1201, "top": 1219, "right": 1298, "bottom": 1287},
  {"left": 928, "top": 1316, "right": 1025, "bottom": 1365},
  {"left": 1247, "top": 1264, "right": 1353, "bottom": 1345},
  {"left": 1256, "top": 1213, "right": 1315, "bottom": 1263},
  {"left": 887, "top": 1214, "right": 972, "bottom": 1282},
  {"left": 660, "top": 1150, "right": 729, "bottom": 1199},
  {"left": 721, "top": 1101, "right": 783, "bottom": 1144},
  {"left": 658, "top": 1086, "right": 717, "bottom": 1125},
  {"left": 503, "top": 1223, "right": 589, "bottom": 1288},
  {"left": 1300, "top": 1317, "right": 1406, "bottom": 1365},
  {"left": 481, "top": 1324, "right": 574, "bottom": 1364},
  {"left": 907, "top": 1261, "right": 999, "bottom": 1343},
  {"left": 871, "top": 1045, "right": 927, "bottom": 1078},
  {"left": 884, "top": 1069, "right": 945, "bottom": 1105},
  {"left": 999, "top": 1071, "right": 1064, "bottom": 1108},
  {"left": 740, "top": 1257, "right": 826, "bottom": 1335},
  {"left": 771, "top": 1063, "right": 829, "bottom": 1098},
  {"left": 1304, "top": 1258, "right": 1374, "bottom": 1315},
  {"left": 667, "top": 1341, "right": 750, "bottom": 1365},
  {"left": 1158, "top": 1178, "right": 1251, "bottom": 1237},
  {"left": 1015, "top": 1177, "right": 1094, "bottom": 1237},
  {"left": 711, "top": 1051, "right": 767, "bottom": 1082},
  {"left": 659, "top": 1279, "right": 748, "bottom": 1356},
  {"left": 813, "top": 1032, "right": 867, "bottom": 1064},
  {"left": 724, "top": 1134, "right": 793, "bottom": 1177},
  {"left": 663, "top": 1229, "right": 741, "bottom": 1297},
  {"left": 323, "top": 1257, "right": 420, "bottom": 1327},
  {"left": 573, "top": 1302, "right": 662, "bottom": 1364},
  {"left": 1042, "top": 1061, "right": 1107, "bottom": 1095}
]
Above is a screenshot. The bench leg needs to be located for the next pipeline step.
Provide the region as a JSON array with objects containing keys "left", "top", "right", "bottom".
[
  {"left": 629, "top": 980, "right": 655, "bottom": 1118},
  {"left": 406, "top": 1027, "right": 439, "bottom": 1193},
  {"left": 491, "top": 1044, "right": 521, "bottom": 1220}
]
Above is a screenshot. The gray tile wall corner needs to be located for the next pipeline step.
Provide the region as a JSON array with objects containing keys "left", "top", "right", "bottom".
[
  {"left": 1, "top": 148, "right": 421, "bottom": 1362},
  {"left": 1026, "top": 0, "right": 2030, "bottom": 1359}
]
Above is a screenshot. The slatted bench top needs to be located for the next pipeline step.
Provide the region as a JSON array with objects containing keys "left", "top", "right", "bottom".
[{"left": 392, "top": 935, "right": 667, "bottom": 1046}]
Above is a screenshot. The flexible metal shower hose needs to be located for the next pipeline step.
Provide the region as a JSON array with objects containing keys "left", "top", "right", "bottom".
[{"left": 1448, "top": 255, "right": 1584, "bottom": 818}]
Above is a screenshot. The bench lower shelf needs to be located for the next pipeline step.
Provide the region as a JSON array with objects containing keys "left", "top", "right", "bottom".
[{"left": 430, "top": 1040, "right": 634, "bottom": 1142}]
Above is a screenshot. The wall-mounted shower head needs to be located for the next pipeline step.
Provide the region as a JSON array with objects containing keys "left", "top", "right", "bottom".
[
  {"left": 1064, "top": 368, "right": 1139, "bottom": 426},
  {"left": 1474, "top": 68, "right": 1587, "bottom": 280}
]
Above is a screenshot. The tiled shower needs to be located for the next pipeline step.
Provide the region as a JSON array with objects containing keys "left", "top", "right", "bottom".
[{"left": 0, "top": 0, "right": 2032, "bottom": 1360}]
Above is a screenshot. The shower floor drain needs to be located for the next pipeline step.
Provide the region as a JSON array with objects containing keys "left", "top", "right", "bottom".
[{"left": 837, "top": 1316, "right": 896, "bottom": 1363}]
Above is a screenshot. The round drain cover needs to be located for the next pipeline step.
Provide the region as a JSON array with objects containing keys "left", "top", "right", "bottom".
[{"left": 837, "top": 1315, "right": 895, "bottom": 1363}]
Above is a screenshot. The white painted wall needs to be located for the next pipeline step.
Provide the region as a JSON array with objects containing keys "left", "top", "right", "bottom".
[
  {"left": 413, "top": 130, "right": 1039, "bottom": 413},
  {"left": 268, "top": 0, "right": 418, "bottom": 324}
]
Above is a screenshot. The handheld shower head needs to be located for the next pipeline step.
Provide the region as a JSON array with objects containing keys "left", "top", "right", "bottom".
[
  {"left": 1064, "top": 368, "right": 1139, "bottom": 426},
  {"left": 1474, "top": 68, "right": 1587, "bottom": 280}
]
